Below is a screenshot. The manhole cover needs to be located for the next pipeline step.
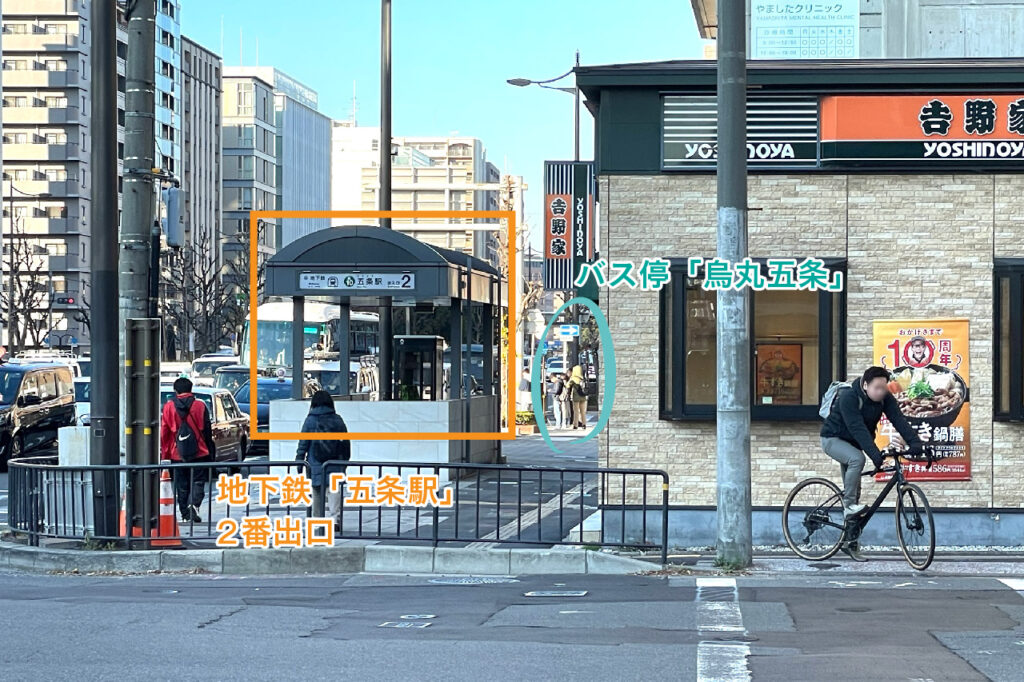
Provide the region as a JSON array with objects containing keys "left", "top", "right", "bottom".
[
  {"left": 378, "top": 621, "right": 432, "bottom": 628},
  {"left": 428, "top": 577, "right": 520, "bottom": 585},
  {"left": 524, "top": 590, "right": 588, "bottom": 597},
  {"left": 400, "top": 614, "right": 436, "bottom": 620}
]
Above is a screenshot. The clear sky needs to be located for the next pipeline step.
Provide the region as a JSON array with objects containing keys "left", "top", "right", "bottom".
[{"left": 181, "top": 1, "right": 706, "bottom": 247}]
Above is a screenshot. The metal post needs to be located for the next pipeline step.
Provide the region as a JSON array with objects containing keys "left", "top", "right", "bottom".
[
  {"left": 568, "top": 50, "right": 582, "bottom": 373},
  {"left": 121, "top": 0, "right": 157, "bottom": 466},
  {"left": 3, "top": 187, "right": 9, "bottom": 352},
  {"left": 291, "top": 296, "right": 305, "bottom": 400},
  {"left": 715, "top": 0, "right": 752, "bottom": 568},
  {"left": 338, "top": 302, "right": 350, "bottom": 397},
  {"left": 91, "top": 0, "right": 121, "bottom": 538},
  {"left": 377, "top": 0, "right": 394, "bottom": 401}
]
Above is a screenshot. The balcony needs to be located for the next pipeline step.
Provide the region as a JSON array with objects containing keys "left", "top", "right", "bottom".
[
  {"left": 15, "top": 216, "right": 83, "bottom": 235},
  {"left": 1, "top": 68, "right": 80, "bottom": 89},
  {"left": 5, "top": 0, "right": 87, "bottom": 16},
  {"left": 3, "top": 105, "right": 84, "bottom": 125},
  {"left": 3, "top": 179, "right": 80, "bottom": 197},
  {"left": 3, "top": 143, "right": 81, "bottom": 161},
  {"left": 2, "top": 33, "right": 81, "bottom": 53}
]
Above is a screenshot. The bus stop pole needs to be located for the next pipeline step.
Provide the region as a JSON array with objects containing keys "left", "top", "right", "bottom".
[{"left": 292, "top": 296, "right": 305, "bottom": 400}]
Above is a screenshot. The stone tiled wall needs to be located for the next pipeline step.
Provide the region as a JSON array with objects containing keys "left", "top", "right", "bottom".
[{"left": 599, "top": 173, "right": 1024, "bottom": 509}]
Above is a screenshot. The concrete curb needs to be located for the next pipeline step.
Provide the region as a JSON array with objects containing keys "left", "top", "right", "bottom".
[{"left": 0, "top": 539, "right": 655, "bottom": 576}]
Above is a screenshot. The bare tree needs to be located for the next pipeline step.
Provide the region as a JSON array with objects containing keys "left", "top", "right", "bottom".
[{"left": 0, "top": 229, "right": 51, "bottom": 351}]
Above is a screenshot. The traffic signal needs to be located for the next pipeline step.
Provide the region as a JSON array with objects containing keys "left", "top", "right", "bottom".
[{"left": 55, "top": 296, "right": 76, "bottom": 305}]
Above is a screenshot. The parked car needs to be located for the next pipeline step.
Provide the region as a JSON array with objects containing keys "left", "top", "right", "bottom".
[
  {"left": 234, "top": 377, "right": 297, "bottom": 457},
  {"left": 546, "top": 358, "right": 566, "bottom": 374},
  {"left": 214, "top": 364, "right": 251, "bottom": 395},
  {"left": 8, "top": 354, "right": 82, "bottom": 378},
  {"left": 160, "top": 362, "right": 193, "bottom": 383},
  {"left": 191, "top": 355, "right": 241, "bottom": 387},
  {"left": 73, "top": 377, "right": 90, "bottom": 425},
  {"left": 0, "top": 363, "right": 77, "bottom": 471},
  {"left": 158, "top": 385, "right": 250, "bottom": 467}
]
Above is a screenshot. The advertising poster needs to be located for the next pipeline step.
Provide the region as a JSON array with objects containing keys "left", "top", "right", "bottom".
[
  {"left": 756, "top": 343, "right": 803, "bottom": 405},
  {"left": 872, "top": 319, "right": 971, "bottom": 481}
]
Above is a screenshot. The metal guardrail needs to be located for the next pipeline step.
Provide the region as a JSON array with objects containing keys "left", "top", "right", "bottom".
[{"left": 8, "top": 457, "right": 670, "bottom": 563}]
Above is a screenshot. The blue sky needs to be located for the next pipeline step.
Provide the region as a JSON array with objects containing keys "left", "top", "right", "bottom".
[{"left": 182, "top": 1, "right": 706, "bottom": 246}]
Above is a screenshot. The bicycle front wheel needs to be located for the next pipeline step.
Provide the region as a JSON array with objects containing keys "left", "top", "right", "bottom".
[
  {"left": 782, "top": 477, "right": 846, "bottom": 561},
  {"left": 895, "top": 483, "right": 935, "bottom": 570}
]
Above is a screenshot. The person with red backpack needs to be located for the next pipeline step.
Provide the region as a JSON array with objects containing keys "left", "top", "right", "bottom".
[{"left": 160, "top": 377, "right": 217, "bottom": 522}]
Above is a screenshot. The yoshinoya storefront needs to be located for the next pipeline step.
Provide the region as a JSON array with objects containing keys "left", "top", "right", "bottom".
[{"left": 575, "top": 58, "right": 1024, "bottom": 547}]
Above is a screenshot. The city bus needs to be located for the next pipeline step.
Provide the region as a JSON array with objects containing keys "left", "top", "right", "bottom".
[{"left": 238, "top": 300, "right": 380, "bottom": 373}]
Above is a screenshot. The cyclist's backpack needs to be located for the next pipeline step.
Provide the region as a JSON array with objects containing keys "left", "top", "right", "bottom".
[
  {"left": 818, "top": 381, "right": 862, "bottom": 420},
  {"left": 572, "top": 378, "right": 589, "bottom": 400},
  {"left": 173, "top": 397, "right": 201, "bottom": 461}
]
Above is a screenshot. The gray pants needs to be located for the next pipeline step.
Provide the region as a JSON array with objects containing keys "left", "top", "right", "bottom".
[{"left": 821, "top": 437, "right": 865, "bottom": 508}]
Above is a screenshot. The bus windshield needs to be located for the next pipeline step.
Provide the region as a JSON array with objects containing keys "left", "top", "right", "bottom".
[{"left": 240, "top": 320, "right": 326, "bottom": 368}]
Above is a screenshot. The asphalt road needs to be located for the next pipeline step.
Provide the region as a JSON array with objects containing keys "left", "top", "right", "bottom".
[{"left": 0, "top": 571, "right": 1021, "bottom": 681}]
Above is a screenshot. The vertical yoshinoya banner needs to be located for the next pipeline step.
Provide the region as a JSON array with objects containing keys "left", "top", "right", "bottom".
[
  {"left": 543, "top": 161, "right": 594, "bottom": 291},
  {"left": 872, "top": 319, "right": 971, "bottom": 481}
]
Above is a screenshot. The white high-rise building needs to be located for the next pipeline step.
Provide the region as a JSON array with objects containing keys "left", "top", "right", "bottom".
[
  {"left": 224, "top": 66, "right": 330, "bottom": 248},
  {"left": 331, "top": 125, "right": 502, "bottom": 263}
]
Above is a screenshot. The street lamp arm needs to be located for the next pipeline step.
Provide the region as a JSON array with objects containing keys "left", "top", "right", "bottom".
[
  {"left": 537, "top": 84, "right": 577, "bottom": 95},
  {"left": 507, "top": 67, "right": 575, "bottom": 87}
]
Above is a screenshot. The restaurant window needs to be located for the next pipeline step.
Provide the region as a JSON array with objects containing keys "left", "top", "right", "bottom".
[
  {"left": 994, "top": 259, "right": 1024, "bottom": 421},
  {"left": 659, "top": 258, "right": 846, "bottom": 421}
]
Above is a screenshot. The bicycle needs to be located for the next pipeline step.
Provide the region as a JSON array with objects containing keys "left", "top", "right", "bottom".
[{"left": 782, "top": 444, "right": 939, "bottom": 570}]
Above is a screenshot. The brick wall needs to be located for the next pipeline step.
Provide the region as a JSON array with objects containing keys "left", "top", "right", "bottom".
[{"left": 598, "top": 173, "right": 1024, "bottom": 508}]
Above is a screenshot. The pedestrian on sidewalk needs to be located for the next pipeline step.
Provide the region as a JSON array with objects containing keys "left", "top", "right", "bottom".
[
  {"left": 558, "top": 371, "right": 573, "bottom": 429},
  {"left": 296, "top": 390, "right": 351, "bottom": 531},
  {"left": 568, "top": 365, "right": 589, "bottom": 430},
  {"left": 517, "top": 369, "right": 531, "bottom": 411},
  {"left": 549, "top": 372, "right": 566, "bottom": 429},
  {"left": 160, "top": 377, "right": 217, "bottom": 523}
]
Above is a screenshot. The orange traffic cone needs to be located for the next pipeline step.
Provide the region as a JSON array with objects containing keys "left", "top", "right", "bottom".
[{"left": 151, "top": 462, "right": 181, "bottom": 548}]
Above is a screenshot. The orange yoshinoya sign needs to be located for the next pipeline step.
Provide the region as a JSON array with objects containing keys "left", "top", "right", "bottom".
[{"left": 821, "top": 95, "right": 1024, "bottom": 163}]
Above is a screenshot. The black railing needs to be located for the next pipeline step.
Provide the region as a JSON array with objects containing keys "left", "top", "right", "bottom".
[{"left": 8, "top": 457, "right": 670, "bottom": 563}]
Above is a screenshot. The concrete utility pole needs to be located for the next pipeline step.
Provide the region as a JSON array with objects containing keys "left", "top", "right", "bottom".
[
  {"left": 90, "top": 0, "right": 121, "bottom": 537},
  {"left": 378, "top": 0, "right": 394, "bottom": 400},
  {"left": 715, "top": 0, "right": 753, "bottom": 567},
  {"left": 120, "top": 0, "right": 157, "bottom": 461}
]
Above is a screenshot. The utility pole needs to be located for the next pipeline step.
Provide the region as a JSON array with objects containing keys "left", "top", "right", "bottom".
[
  {"left": 90, "top": 0, "right": 121, "bottom": 537},
  {"left": 567, "top": 50, "right": 582, "bottom": 376},
  {"left": 715, "top": 0, "right": 752, "bottom": 567},
  {"left": 120, "top": 0, "right": 157, "bottom": 460},
  {"left": 378, "top": 0, "right": 394, "bottom": 400}
]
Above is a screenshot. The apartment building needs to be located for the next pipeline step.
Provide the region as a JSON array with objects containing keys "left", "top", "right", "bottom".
[{"left": 1, "top": 0, "right": 182, "bottom": 352}]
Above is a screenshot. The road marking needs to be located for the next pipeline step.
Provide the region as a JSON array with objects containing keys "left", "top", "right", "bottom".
[
  {"left": 999, "top": 578, "right": 1024, "bottom": 591},
  {"left": 696, "top": 577, "right": 751, "bottom": 682},
  {"left": 466, "top": 479, "right": 596, "bottom": 550}
]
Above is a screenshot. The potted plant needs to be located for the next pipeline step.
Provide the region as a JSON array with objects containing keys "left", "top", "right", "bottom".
[
  {"left": 515, "top": 410, "right": 537, "bottom": 434},
  {"left": 397, "top": 384, "right": 421, "bottom": 401}
]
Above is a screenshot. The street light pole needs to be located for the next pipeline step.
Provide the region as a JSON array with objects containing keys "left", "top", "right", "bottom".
[{"left": 378, "top": 0, "right": 394, "bottom": 401}]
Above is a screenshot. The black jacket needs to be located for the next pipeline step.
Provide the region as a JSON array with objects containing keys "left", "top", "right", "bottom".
[
  {"left": 820, "top": 378, "right": 921, "bottom": 467},
  {"left": 296, "top": 405, "right": 351, "bottom": 488}
]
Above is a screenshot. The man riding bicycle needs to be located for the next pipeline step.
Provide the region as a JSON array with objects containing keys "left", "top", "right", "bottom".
[{"left": 820, "top": 366, "right": 927, "bottom": 561}]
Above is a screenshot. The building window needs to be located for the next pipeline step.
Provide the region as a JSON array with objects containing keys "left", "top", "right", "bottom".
[
  {"left": 161, "top": 92, "right": 175, "bottom": 110},
  {"left": 659, "top": 258, "right": 847, "bottom": 421},
  {"left": 44, "top": 59, "right": 68, "bottom": 71},
  {"left": 3, "top": 23, "right": 28, "bottom": 34},
  {"left": 117, "top": 42, "right": 127, "bottom": 60},
  {"left": 995, "top": 259, "right": 1024, "bottom": 421},
  {"left": 160, "top": 123, "right": 175, "bottom": 141},
  {"left": 45, "top": 132, "right": 67, "bottom": 145},
  {"left": 44, "top": 24, "right": 68, "bottom": 35},
  {"left": 160, "top": 60, "right": 175, "bottom": 80},
  {"left": 240, "top": 187, "right": 252, "bottom": 210},
  {"left": 160, "top": 30, "right": 175, "bottom": 50},
  {"left": 237, "top": 83, "right": 253, "bottom": 116},
  {"left": 160, "top": 0, "right": 176, "bottom": 19},
  {"left": 3, "top": 59, "right": 26, "bottom": 71},
  {"left": 45, "top": 96, "right": 68, "bottom": 108}
]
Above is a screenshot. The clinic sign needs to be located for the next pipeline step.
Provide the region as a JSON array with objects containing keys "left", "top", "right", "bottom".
[
  {"left": 872, "top": 319, "right": 971, "bottom": 481},
  {"left": 543, "top": 161, "right": 595, "bottom": 291},
  {"left": 750, "top": 1, "right": 859, "bottom": 60},
  {"left": 821, "top": 95, "right": 1024, "bottom": 164}
]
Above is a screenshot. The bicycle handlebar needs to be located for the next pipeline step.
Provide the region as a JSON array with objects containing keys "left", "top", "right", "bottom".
[{"left": 863, "top": 444, "right": 942, "bottom": 476}]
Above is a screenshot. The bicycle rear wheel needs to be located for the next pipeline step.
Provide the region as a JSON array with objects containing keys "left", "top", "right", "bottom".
[
  {"left": 782, "top": 477, "right": 846, "bottom": 561},
  {"left": 895, "top": 483, "right": 935, "bottom": 570}
]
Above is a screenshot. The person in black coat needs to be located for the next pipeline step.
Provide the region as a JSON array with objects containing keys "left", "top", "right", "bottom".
[{"left": 296, "top": 390, "right": 351, "bottom": 525}]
